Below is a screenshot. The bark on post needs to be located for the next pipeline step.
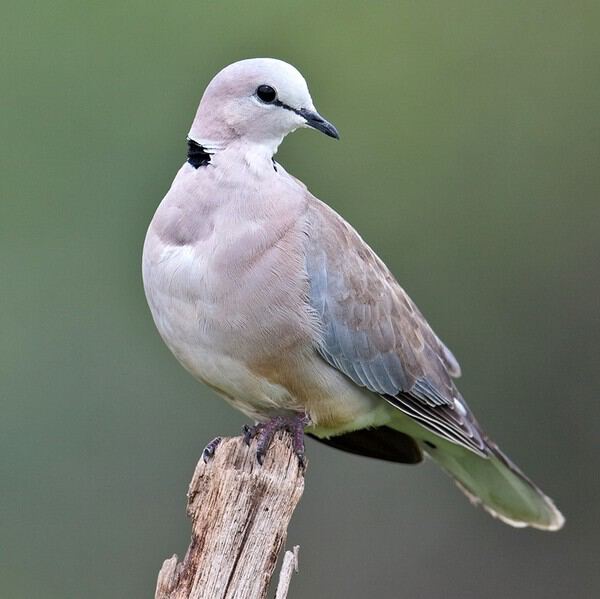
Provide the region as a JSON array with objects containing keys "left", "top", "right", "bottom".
[{"left": 155, "top": 435, "right": 305, "bottom": 599}]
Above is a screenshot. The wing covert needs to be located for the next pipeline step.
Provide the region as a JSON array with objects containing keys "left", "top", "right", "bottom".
[{"left": 305, "top": 198, "right": 486, "bottom": 455}]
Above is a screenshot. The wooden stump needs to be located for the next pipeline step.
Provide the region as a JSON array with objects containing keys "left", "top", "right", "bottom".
[{"left": 155, "top": 435, "right": 305, "bottom": 599}]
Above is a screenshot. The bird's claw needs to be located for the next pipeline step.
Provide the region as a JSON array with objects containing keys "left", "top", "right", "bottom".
[
  {"left": 202, "top": 436, "right": 222, "bottom": 463},
  {"left": 295, "top": 451, "right": 307, "bottom": 470},
  {"left": 256, "top": 447, "right": 266, "bottom": 466},
  {"left": 242, "top": 414, "right": 309, "bottom": 468},
  {"left": 243, "top": 424, "right": 260, "bottom": 446}
]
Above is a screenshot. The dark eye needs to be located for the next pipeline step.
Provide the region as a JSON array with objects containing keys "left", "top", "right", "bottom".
[{"left": 256, "top": 85, "right": 277, "bottom": 103}]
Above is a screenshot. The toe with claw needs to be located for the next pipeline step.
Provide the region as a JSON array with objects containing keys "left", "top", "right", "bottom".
[
  {"left": 243, "top": 424, "right": 260, "bottom": 446},
  {"left": 242, "top": 414, "right": 310, "bottom": 468},
  {"left": 202, "top": 436, "right": 222, "bottom": 463}
]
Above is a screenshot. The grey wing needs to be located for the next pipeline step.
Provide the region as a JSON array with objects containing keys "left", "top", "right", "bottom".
[{"left": 305, "top": 198, "right": 487, "bottom": 456}]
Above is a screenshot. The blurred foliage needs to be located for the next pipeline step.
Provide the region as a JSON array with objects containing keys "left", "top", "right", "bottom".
[{"left": 1, "top": 1, "right": 599, "bottom": 597}]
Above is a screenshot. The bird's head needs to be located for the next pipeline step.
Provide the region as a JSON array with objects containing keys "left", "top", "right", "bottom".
[{"left": 189, "top": 58, "right": 339, "bottom": 155}]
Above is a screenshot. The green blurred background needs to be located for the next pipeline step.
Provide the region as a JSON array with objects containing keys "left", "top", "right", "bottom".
[{"left": 2, "top": 1, "right": 599, "bottom": 597}]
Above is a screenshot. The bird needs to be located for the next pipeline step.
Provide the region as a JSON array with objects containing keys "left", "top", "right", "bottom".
[{"left": 142, "top": 58, "right": 564, "bottom": 531}]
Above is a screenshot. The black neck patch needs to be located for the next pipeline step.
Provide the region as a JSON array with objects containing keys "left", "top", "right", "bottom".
[{"left": 186, "top": 138, "right": 211, "bottom": 168}]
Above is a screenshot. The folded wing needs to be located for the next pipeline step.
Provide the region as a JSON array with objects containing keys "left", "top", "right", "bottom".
[{"left": 305, "top": 198, "right": 487, "bottom": 455}]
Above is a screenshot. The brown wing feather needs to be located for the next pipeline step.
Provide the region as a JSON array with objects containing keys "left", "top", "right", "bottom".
[{"left": 305, "top": 197, "right": 487, "bottom": 455}]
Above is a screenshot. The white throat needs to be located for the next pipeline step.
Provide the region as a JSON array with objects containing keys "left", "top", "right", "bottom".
[{"left": 195, "top": 136, "right": 284, "bottom": 176}]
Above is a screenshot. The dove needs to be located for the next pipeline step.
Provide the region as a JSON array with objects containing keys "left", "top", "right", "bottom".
[{"left": 142, "top": 58, "right": 564, "bottom": 530}]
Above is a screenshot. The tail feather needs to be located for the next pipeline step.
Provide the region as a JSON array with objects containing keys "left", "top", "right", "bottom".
[{"left": 424, "top": 438, "right": 564, "bottom": 530}]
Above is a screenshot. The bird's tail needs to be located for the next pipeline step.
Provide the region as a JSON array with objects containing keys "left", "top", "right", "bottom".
[{"left": 424, "top": 438, "right": 564, "bottom": 530}]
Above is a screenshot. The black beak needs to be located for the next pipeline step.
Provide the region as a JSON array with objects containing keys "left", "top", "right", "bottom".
[{"left": 297, "top": 108, "right": 340, "bottom": 139}]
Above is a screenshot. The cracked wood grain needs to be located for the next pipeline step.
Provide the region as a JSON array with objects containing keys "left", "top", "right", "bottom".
[{"left": 155, "top": 435, "right": 305, "bottom": 599}]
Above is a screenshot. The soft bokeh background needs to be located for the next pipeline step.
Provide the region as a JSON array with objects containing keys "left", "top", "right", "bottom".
[{"left": 2, "top": 1, "right": 599, "bottom": 597}]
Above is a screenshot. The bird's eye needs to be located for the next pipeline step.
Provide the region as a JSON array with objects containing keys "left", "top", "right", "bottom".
[{"left": 256, "top": 85, "right": 277, "bottom": 103}]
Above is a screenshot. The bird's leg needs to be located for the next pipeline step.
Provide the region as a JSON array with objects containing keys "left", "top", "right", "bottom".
[
  {"left": 201, "top": 436, "right": 222, "bottom": 463},
  {"left": 242, "top": 414, "right": 310, "bottom": 468}
]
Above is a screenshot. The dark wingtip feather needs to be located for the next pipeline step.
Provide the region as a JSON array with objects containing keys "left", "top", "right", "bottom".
[{"left": 308, "top": 426, "right": 423, "bottom": 464}]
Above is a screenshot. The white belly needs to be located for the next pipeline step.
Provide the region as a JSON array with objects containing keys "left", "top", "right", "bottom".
[
  {"left": 142, "top": 221, "right": 391, "bottom": 433},
  {"left": 142, "top": 240, "right": 294, "bottom": 416}
]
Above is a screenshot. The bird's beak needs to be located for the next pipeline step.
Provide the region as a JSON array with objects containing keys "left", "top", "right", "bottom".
[{"left": 297, "top": 108, "right": 340, "bottom": 139}]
